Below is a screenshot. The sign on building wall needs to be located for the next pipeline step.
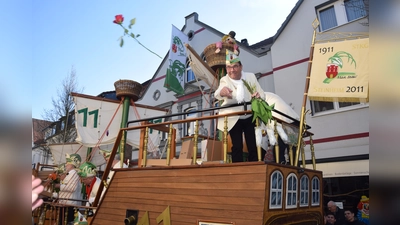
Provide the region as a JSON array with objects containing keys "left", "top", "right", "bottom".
[
  {"left": 308, "top": 38, "right": 369, "bottom": 102},
  {"left": 309, "top": 159, "right": 369, "bottom": 178}
]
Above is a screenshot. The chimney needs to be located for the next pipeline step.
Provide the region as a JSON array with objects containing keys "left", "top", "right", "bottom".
[{"left": 241, "top": 39, "right": 249, "bottom": 46}]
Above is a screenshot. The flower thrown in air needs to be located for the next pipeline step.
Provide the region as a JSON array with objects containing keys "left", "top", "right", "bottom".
[
  {"left": 113, "top": 14, "right": 124, "bottom": 25},
  {"left": 113, "top": 14, "right": 162, "bottom": 59}
]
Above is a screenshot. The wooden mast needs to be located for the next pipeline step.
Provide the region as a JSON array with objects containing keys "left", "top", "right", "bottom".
[
  {"left": 294, "top": 19, "right": 319, "bottom": 167},
  {"left": 92, "top": 80, "right": 142, "bottom": 207}
]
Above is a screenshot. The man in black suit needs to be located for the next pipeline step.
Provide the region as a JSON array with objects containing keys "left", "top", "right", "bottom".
[{"left": 327, "top": 201, "right": 346, "bottom": 225}]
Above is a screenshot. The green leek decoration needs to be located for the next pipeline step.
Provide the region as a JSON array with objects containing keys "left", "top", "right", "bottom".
[
  {"left": 242, "top": 79, "right": 275, "bottom": 125},
  {"left": 328, "top": 51, "right": 356, "bottom": 68}
]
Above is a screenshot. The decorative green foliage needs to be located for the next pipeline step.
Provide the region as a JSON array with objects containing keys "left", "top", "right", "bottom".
[
  {"left": 250, "top": 98, "right": 275, "bottom": 125},
  {"left": 242, "top": 79, "right": 275, "bottom": 125},
  {"left": 242, "top": 78, "right": 254, "bottom": 94}
]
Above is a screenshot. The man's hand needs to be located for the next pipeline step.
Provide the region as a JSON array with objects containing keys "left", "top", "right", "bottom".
[
  {"left": 220, "top": 87, "right": 233, "bottom": 99},
  {"left": 251, "top": 91, "right": 261, "bottom": 99},
  {"left": 32, "top": 175, "right": 44, "bottom": 211}
]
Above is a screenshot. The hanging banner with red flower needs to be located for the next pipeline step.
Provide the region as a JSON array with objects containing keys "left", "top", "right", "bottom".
[
  {"left": 308, "top": 38, "right": 369, "bottom": 102},
  {"left": 164, "top": 25, "right": 188, "bottom": 95}
]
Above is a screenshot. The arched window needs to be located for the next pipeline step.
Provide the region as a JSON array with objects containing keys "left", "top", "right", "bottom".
[
  {"left": 213, "top": 100, "right": 219, "bottom": 107},
  {"left": 186, "top": 66, "right": 195, "bottom": 83},
  {"left": 186, "top": 53, "right": 206, "bottom": 84},
  {"left": 286, "top": 173, "right": 297, "bottom": 208},
  {"left": 186, "top": 59, "right": 195, "bottom": 83},
  {"left": 269, "top": 170, "right": 283, "bottom": 209},
  {"left": 299, "top": 175, "right": 309, "bottom": 207},
  {"left": 311, "top": 176, "right": 320, "bottom": 206},
  {"left": 184, "top": 107, "right": 196, "bottom": 136}
]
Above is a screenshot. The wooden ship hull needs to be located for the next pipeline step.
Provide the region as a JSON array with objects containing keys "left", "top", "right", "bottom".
[{"left": 92, "top": 161, "right": 323, "bottom": 225}]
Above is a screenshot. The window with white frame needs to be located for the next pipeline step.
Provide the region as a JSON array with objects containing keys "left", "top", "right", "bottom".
[
  {"left": 286, "top": 173, "right": 298, "bottom": 208},
  {"left": 186, "top": 67, "right": 195, "bottom": 83},
  {"left": 186, "top": 58, "right": 195, "bottom": 83},
  {"left": 69, "top": 113, "right": 75, "bottom": 125},
  {"left": 51, "top": 125, "right": 56, "bottom": 136},
  {"left": 269, "top": 170, "right": 283, "bottom": 209},
  {"left": 184, "top": 107, "right": 197, "bottom": 136},
  {"left": 311, "top": 176, "right": 320, "bottom": 206},
  {"left": 186, "top": 53, "right": 207, "bottom": 83},
  {"left": 60, "top": 120, "right": 65, "bottom": 131},
  {"left": 300, "top": 175, "right": 309, "bottom": 207},
  {"left": 319, "top": 6, "right": 338, "bottom": 31},
  {"left": 213, "top": 100, "right": 219, "bottom": 107},
  {"left": 44, "top": 124, "right": 57, "bottom": 139},
  {"left": 344, "top": 0, "right": 368, "bottom": 21},
  {"left": 44, "top": 128, "right": 52, "bottom": 140},
  {"left": 317, "top": 0, "right": 367, "bottom": 31},
  {"left": 311, "top": 100, "right": 367, "bottom": 114}
]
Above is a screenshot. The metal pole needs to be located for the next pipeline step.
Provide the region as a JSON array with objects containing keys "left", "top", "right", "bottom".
[{"left": 119, "top": 96, "right": 131, "bottom": 168}]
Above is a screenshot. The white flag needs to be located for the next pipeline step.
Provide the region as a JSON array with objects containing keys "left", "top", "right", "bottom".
[{"left": 164, "top": 25, "right": 188, "bottom": 95}]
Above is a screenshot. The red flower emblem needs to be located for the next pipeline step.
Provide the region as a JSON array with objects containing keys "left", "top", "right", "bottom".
[
  {"left": 172, "top": 44, "right": 177, "bottom": 53},
  {"left": 113, "top": 14, "right": 124, "bottom": 25}
]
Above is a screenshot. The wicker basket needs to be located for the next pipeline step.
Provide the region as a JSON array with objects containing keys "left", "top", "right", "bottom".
[
  {"left": 203, "top": 43, "right": 239, "bottom": 70},
  {"left": 114, "top": 79, "right": 143, "bottom": 101}
]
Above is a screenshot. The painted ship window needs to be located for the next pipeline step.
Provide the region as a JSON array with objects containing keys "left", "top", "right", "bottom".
[
  {"left": 269, "top": 171, "right": 283, "bottom": 209},
  {"left": 311, "top": 176, "right": 320, "bottom": 206},
  {"left": 286, "top": 173, "right": 298, "bottom": 209},
  {"left": 299, "top": 175, "right": 309, "bottom": 207}
]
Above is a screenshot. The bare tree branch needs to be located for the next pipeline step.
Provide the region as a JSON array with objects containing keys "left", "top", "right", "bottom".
[{"left": 41, "top": 66, "right": 84, "bottom": 144}]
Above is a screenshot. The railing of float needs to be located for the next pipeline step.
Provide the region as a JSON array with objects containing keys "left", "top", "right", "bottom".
[
  {"left": 92, "top": 102, "right": 316, "bottom": 209},
  {"left": 32, "top": 200, "right": 95, "bottom": 225},
  {"left": 33, "top": 163, "right": 95, "bottom": 225},
  {"left": 125, "top": 101, "right": 310, "bottom": 128}
]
